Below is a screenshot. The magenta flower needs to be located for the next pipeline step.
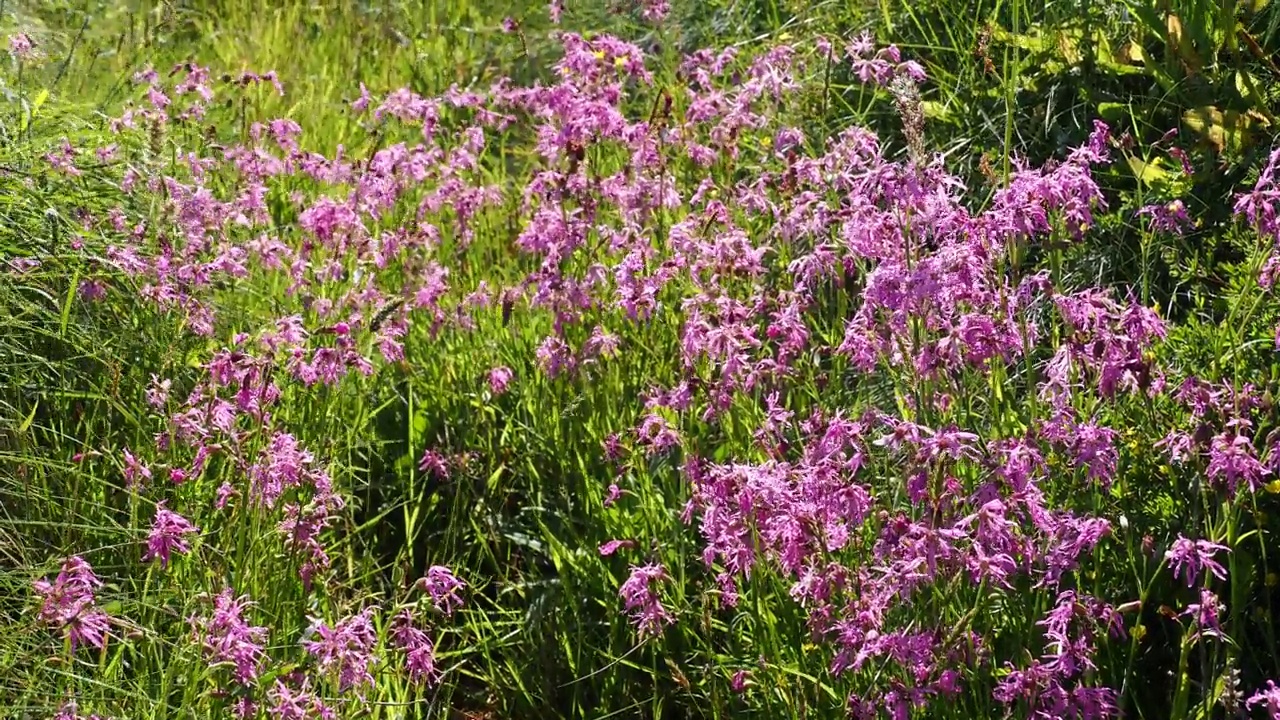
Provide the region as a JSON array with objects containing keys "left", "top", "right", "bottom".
[
  {"left": 77, "top": 279, "right": 107, "bottom": 302},
  {"left": 231, "top": 698, "right": 258, "bottom": 720},
  {"left": 603, "top": 483, "right": 622, "bottom": 507},
  {"left": 248, "top": 431, "right": 326, "bottom": 508},
  {"left": 53, "top": 701, "right": 106, "bottom": 720},
  {"left": 351, "top": 82, "right": 372, "bottom": 112},
  {"left": 640, "top": 0, "right": 671, "bottom": 22},
  {"left": 1235, "top": 146, "right": 1280, "bottom": 241},
  {"left": 1248, "top": 681, "right": 1280, "bottom": 718},
  {"left": 619, "top": 563, "right": 673, "bottom": 638},
  {"left": 417, "top": 449, "right": 449, "bottom": 479},
  {"left": 121, "top": 447, "right": 152, "bottom": 489},
  {"left": 636, "top": 412, "right": 681, "bottom": 455},
  {"left": 1165, "top": 535, "right": 1229, "bottom": 587},
  {"left": 1206, "top": 432, "right": 1268, "bottom": 495},
  {"left": 535, "top": 335, "right": 574, "bottom": 377},
  {"left": 45, "top": 138, "right": 81, "bottom": 177},
  {"left": 33, "top": 556, "right": 111, "bottom": 651},
  {"left": 303, "top": 607, "right": 378, "bottom": 694},
  {"left": 143, "top": 502, "right": 198, "bottom": 569},
  {"left": 1137, "top": 200, "right": 1193, "bottom": 234},
  {"left": 266, "top": 677, "right": 332, "bottom": 720},
  {"left": 64, "top": 607, "right": 112, "bottom": 653},
  {"left": 189, "top": 588, "right": 269, "bottom": 685},
  {"left": 487, "top": 365, "right": 514, "bottom": 395},
  {"left": 417, "top": 565, "right": 466, "bottom": 615},
  {"left": 598, "top": 539, "right": 635, "bottom": 556},
  {"left": 215, "top": 482, "right": 237, "bottom": 509},
  {"left": 390, "top": 609, "right": 441, "bottom": 686},
  {"left": 1182, "top": 589, "right": 1224, "bottom": 635},
  {"left": 8, "top": 32, "right": 35, "bottom": 61}
]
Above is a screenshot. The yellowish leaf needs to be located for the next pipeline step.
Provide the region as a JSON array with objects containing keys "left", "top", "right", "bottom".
[
  {"left": 1126, "top": 155, "right": 1171, "bottom": 184},
  {"left": 1114, "top": 40, "right": 1145, "bottom": 65}
]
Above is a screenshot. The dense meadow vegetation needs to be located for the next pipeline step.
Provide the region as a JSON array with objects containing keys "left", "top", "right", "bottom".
[{"left": 6, "top": 0, "right": 1280, "bottom": 718}]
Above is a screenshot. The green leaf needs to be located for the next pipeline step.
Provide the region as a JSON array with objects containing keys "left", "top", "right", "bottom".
[
  {"left": 1126, "top": 155, "right": 1171, "bottom": 185},
  {"left": 60, "top": 268, "right": 79, "bottom": 338},
  {"left": 1124, "top": 1, "right": 1168, "bottom": 39},
  {"left": 19, "top": 88, "right": 49, "bottom": 133},
  {"left": 1096, "top": 102, "right": 1129, "bottom": 123},
  {"left": 17, "top": 401, "right": 38, "bottom": 434},
  {"left": 921, "top": 100, "right": 950, "bottom": 121}
]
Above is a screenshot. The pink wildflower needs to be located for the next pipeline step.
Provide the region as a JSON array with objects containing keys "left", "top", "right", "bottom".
[
  {"left": 1137, "top": 200, "right": 1193, "bottom": 234},
  {"left": 190, "top": 588, "right": 269, "bottom": 685},
  {"left": 1249, "top": 681, "right": 1280, "bottom": 718},
  {"left": 417, "top": 565, "right": 466, "bottom": 615},
  {"left": 598, "top": 539, "right": 635, "bottom": 556},
  {"left": 390, "top": 609, "right": 441, "bottom": 686},
  {"left": 8, "top": 32, "right": 35, "bottom": 61},
  {"left": 33, "top": 556, "right": 111, "bottom": 651},
  {"left": 121, "top": 447, "right": 152, "bottom": 489},
  {"left": 303, "top": 607, "right": 378, "bottom": 694},
  {"left": 619, "top": 563, "right": 673, "bottom": 638},
  {"left": 418, "top": 449, "right": 449, "bottom": 479},
  {"left": 1165, "top": 535, "right": 1229, "bottom": 587},
  {"left": 488, "top": 365, "right": 514, "bottom": 395},
  {"left": 143, "top": 502, "right": 198, "bottom": 569}
]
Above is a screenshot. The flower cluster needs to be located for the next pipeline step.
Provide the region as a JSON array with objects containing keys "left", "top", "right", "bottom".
[
  {"left": 143, "top": 502, "right": 198, "bottom": 569},
  {"left": 619, "top": 564, "right": 673, "bottom": 638},
  {"left": 189, "top": 588, "right": 270, "bottom": 686},
  {"left": 390, "top": 609, "right": 441, "bottom": 686},
  {"left": 11, "top": 17, "right": 1280, "bottom": 720},
  {"left": 417, "top": 565, "right": 466, "bottom": 616},
  {"left": 303, "top": 607, "right": 379, "bottom": 695},
  {"left": 33, "top": 557, "right": 111, "bottom": 652}
]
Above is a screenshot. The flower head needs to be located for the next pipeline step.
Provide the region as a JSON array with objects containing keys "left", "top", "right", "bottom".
[
  {"left": 33, "top": 556, "right": 110, "bottom": 651},
  {"left": 190, "top": 588, "right": 269, "bottom": 685},
  {"left": 1137, "top": 200, "right": 1193, "bottom": 234},
  {"left": 1183, "top": 589, "right": 1224, "bottom": 635},
  {"left": 488, "top": 365, "right": 514, "bottom": 395},
  {"left": 417, "top": 565, "right": 465, "bottom": 615},
  {"left": 303, "top": 607, "right": 378, "bottom": 694},
  {"left": 417, "top": 449, "right": 449, "bottom": 479},
  {"left": 619, "top": 563, "right": 673, "bottom": 638},
  {"left": 1165, "top": 535, "right": 1229, "bottom": 587},
  {"left": 122, "top": 447, "right": 152, "bottom": 489},
  {"left": 390, "top": 609, "right": 441, "bottom": 686},
  {"left": 143, "top": 502, "right": 198, "bottom": 569},
  {"left": 8, "top": 32, "right": 36, "bottom": 61},
  {"left": 267, "top": 676, "right": 333, "bottom": 720},
  {"left": 1248, "top": 681, "right": 1280, "bottom": 718},
  {"left": 598, "top": 539, "right": 635, "bottom": 556}
]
